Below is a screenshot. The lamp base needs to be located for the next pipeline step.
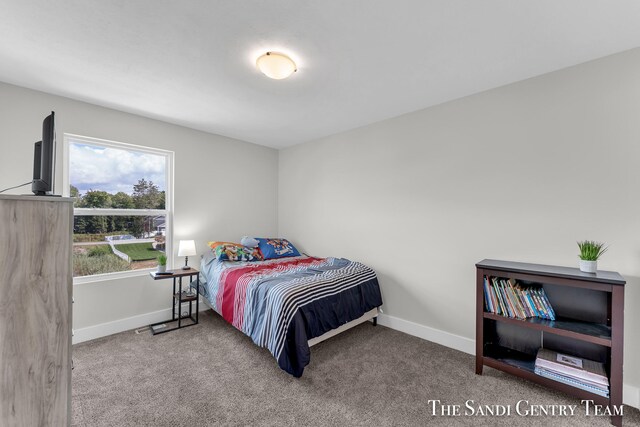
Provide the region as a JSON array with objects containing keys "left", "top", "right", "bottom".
[{"left": 182, "top": 255, "right": 190, "bottom": 270}]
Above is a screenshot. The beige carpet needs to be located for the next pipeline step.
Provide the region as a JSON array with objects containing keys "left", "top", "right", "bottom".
[{"left": 72, "top": 310, "right": 639, "bottom": 426}]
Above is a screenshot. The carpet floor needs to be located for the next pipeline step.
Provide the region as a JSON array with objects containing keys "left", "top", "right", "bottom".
[{"left": 72, "top": 311, "right": 639, "bottom": 426}]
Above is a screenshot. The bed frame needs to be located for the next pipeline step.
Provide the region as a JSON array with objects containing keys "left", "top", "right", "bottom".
[
  {"left": 308, "top": 307, "right": 378, "bottom": 346},
  {"left": 201, "top": 298, "right": 378, "bottom": 347}
]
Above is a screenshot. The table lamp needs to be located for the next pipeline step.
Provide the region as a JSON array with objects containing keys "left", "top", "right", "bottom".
[{"left": 178, "top": 240, "right": 197, "bottom": 270}]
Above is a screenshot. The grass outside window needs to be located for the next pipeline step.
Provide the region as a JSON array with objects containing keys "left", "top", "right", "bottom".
[{"left": 114, "top": 242, "right": 158, "bottom": 261}]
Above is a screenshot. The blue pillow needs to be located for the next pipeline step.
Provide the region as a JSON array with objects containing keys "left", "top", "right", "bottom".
[{"left": 256, "top": 238, "right": 300, "bottom": 259}]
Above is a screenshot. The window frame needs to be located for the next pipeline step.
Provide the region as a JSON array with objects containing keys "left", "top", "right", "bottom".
[{"left": 62, "top": 133, "right": 174, "bottom": 285}]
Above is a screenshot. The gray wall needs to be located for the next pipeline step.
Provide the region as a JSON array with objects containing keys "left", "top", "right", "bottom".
[
  {"left": 279, "top": 49, "right": 640, "bottom": 398},
  {"left": 0, "top": 82, "right": 278, "bottom": 331}
]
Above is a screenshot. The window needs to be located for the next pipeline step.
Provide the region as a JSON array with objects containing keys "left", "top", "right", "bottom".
[{"left": 63, "top": 134, "right": 173, "bottom": 283}]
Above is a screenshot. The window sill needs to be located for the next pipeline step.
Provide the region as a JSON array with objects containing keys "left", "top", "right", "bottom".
[{"left": 73, "top": 267, "right": 171, "bottom": 285}]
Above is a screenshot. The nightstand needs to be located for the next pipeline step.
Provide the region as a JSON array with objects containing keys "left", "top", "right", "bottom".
[{"left": 148, "top": 268, "right": 200, "bottom": 335}]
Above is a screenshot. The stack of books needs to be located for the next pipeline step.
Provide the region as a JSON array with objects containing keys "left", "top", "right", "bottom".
[
  {"left": 534, "top": 348, "right": 609, "bottom": 397},
  {"left": 483, "top": 276, "right": 556, "bottom": 320}
]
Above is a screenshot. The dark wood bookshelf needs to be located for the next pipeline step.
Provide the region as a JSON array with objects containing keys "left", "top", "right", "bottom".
[{"left": 476, "top": 259, "right": 625, "bottom": 427}]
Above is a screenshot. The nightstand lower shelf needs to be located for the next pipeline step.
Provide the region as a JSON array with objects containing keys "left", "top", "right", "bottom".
[{"left": 149, "top": 314, "right": 198, "bottom": 335}]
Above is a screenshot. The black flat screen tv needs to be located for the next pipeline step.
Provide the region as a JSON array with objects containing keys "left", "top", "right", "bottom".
[{"left": 32, "top": 111, "right": 56, "bottom": 196}]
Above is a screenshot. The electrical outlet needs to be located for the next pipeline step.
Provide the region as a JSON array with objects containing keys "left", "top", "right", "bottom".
[{"left": 150, "top": 324, "right": 167, "bottom": 332}]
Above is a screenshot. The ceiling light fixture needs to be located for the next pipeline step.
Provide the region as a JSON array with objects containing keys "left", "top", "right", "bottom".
[{"left": 256, "top": 52, "right": 297, "bottom": 79}]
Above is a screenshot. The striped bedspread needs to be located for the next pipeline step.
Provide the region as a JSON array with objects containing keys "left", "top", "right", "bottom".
[{"left": 198, "top": 254, "right": 383, "bottom": 376}]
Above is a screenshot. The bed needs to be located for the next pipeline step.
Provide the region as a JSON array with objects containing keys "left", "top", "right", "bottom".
[{"left": 196, "top": 251, "right": 383, "bottom": 377}]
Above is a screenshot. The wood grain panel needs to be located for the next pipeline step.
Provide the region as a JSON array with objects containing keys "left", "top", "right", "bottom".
[{"left": 0, "top": 196, "right": 73, "bottom": 427}]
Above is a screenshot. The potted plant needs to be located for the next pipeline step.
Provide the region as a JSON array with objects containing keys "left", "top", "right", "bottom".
[
  {"left": 577, "top": 240, "right": 608, "bottom": 273},
  {"left": 157, "top": 253, "right": 167, "bottom": 273}
]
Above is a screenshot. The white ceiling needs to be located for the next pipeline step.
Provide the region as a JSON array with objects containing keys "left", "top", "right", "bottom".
[{"left": 1, "top": 1, "right": 640, "bottom": 149}]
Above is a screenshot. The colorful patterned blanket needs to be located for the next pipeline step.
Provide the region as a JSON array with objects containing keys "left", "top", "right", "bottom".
[{"left": 198, "top": 255, "right": 382, "bottom": 376}]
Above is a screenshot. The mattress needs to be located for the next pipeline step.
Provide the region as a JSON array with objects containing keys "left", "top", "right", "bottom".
[{"left": 197, "top": 254, "right": 382, "bottom": 376}]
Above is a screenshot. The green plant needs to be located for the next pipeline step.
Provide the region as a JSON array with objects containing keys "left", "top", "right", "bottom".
[
  {"left": 73, "top": 253, "right": 130, "bottom": 277},
  {"left": 87, "top": 245, "right": 112, "bottom": 257},
  {"left": 577, "top": 240, "right": 608, "bottom": 261},
  {"left": 157, "top": 253, "right": 167, "bottom": 266}
]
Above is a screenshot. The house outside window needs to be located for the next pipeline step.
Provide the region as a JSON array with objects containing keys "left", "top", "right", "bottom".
[{"left": 63, "top": 134, "right": 174, "bottom": 283}]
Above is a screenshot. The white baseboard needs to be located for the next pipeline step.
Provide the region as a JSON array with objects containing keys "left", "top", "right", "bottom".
[
  {"left": 73, "top": 299, "right": 208, "bottom": 345},
  {"left": 377, "top": 313, "right": 475, "bottom": 355},
  {"left": 377, "top": 313, "right": 639, "bottom": 409}
]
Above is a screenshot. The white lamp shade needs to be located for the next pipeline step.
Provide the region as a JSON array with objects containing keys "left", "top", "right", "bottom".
[
  {"left": 256, "top": 52, "right": 297, "bottom": 79},
  {"left": 178, "top": 240, "right": 197, "bottom": 257}
]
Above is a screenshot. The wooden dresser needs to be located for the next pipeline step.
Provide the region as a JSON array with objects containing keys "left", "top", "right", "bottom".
[{"left": 0, "top": 195, "right": 73, "bottom": 426}]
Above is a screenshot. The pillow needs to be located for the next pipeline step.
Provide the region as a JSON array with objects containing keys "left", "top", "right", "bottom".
[
  {"left": 211, "top": 242, "right": 264, "bottom": 262},
  {"left": 202, "top": 249, "right": 217, "bottom": 267},
  {"left": 240, "top": 236, "right": 259, "bottom": 248},
  {"left": 255, "top": 238, "right": 300, "bottom": 259},
  {"left": 208, "top": 241, "right": 237, "bottom": 250}
]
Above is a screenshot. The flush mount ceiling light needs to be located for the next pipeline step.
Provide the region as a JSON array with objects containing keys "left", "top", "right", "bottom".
[{"left": 256, "top": 52, "right": 297, "bottom": 79}]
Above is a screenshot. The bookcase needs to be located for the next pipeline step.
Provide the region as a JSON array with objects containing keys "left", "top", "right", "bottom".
[{"left": 475, "top": 259, "right": 625, "bottom": 427}]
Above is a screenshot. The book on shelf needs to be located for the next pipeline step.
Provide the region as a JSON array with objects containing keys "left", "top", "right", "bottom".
[
  {"left": 507, "top": 279, "right": 527, "bottom": 319},
  {"left": 534, "top": 368, "right": 609, "bottom": 397},
  {"left": 514, "top": 283, "right": 533, "bottom": 318},
  {"left": 534, "top": 348, "right": 609, "bottom": 397},
  {"left": 522, "top": 287, "right": 540, "bottom": 317},
  {"left": 484, "top": 276, "right": 555, "bottom": 320},
  {"left": 503, "top": 279, "right": 519, "bottom": 318},
  {"left": 483, "top": 276, "right": 493, "bottom": 313},
  {"left": 535, "top": 348, "right": 608, "bottom": 385},
  {"left": 492, "top": 278, "right": 509, "bottom": 317},
  {"left": 489, "top": 277, "right": 505, "bottom": 316},
  {"left": 535, "top": 366, "right": 607, "bottom": 388}
]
